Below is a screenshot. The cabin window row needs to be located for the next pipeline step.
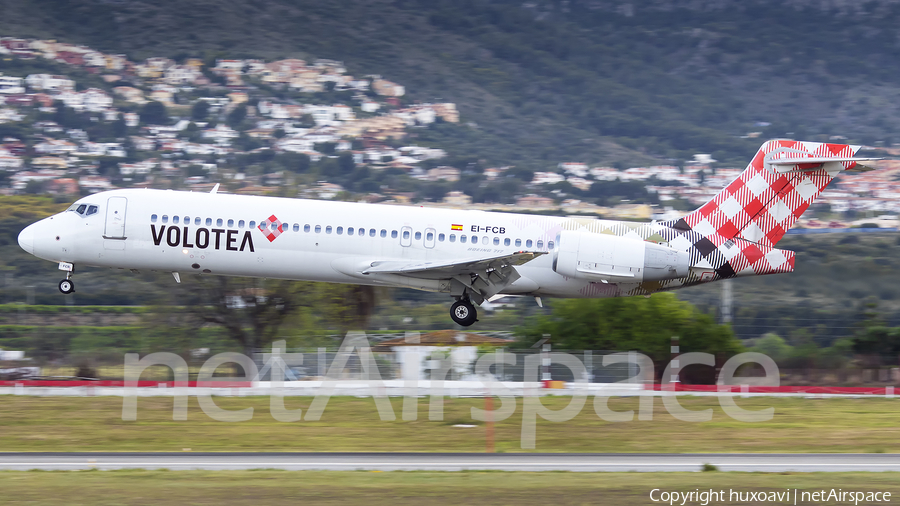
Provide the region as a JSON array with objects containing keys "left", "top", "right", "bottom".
[{"left": 149, "top": 214, "right": 553, "bottom": 250}]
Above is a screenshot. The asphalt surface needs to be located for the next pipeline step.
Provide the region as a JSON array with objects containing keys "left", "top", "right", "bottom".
[{"left": 0, "top": 453, "right": 898, "bottom": 472}]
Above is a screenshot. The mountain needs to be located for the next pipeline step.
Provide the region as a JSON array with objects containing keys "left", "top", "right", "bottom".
[{"left": 3, "top": 0, "right": 900, "bottom": 169}]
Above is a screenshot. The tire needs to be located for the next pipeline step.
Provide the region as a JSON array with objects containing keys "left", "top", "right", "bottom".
[
  {"left": 450, "top": 300, "right": 477, "bottom": 327},
  {"left": 59, "top": 279, "right": 75, "bottom": 294}
]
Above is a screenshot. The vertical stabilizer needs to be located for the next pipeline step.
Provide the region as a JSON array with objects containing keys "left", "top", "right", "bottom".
[{"left": 668, "top": 140, "right": 860, "bottom": 248}]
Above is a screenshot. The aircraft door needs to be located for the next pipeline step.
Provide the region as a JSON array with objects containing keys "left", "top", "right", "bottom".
[
  {"left": 400, "top": 226, "right": 412, "bottom": 247},
  {"left": 104, "top": 196, "right": 127, "bottom": 239},
  {"left": 424, "top": 227, "right": 436, "bottom": 248}
]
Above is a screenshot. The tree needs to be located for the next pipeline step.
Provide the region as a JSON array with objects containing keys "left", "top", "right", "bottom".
[
  {"left": 140, "top": 101, "right": 168, "bottom": 125},
  {"left": 227, "top": 104, "right": 247, "bottom": 128},
  {"left": 314, "top": 142, "right": 336, "bottom": 155},
  {"left": 338, "top": 152, "right": 355, "bottom": 174},
  {"left": 170, "top": 276, "right": 315, "bottom": 356},
  {"left": 52, "top": 100, "right": 83, "bottom": 129},
  {"left": 112, "top": 114, "right": 127, "bottom": 138},
  {"left": 192, "top": 100, "right": 210, "bottom": 121},
  {"left": 750, "top": 333, "right": 792, "bottom": 364},
  {"left": 168, "top": 276, "right": 384, "bottom": 355},
  {"left": 516, "top": 293, "right": 743, "bottom": 382}
]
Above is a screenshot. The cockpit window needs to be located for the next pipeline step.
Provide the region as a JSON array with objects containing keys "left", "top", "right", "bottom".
[{"left": 67, "top": 203, "right": 98, "bottom": 216}]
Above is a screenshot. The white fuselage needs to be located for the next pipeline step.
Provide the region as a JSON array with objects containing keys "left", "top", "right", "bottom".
[{"left": 18, "top": 188, "right": 702, "bottom": 299}]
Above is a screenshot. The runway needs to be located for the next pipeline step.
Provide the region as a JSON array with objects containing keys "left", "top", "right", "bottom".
[{"left": 0, "top": 453, "right": 898, "bottom": 472}]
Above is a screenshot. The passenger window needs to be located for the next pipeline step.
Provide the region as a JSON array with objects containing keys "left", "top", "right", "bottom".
[
  {"left": 449, "top": 234, "right": 456, "bottom": 243},
  {"left": 548, "top": 240, "right": 555, "bottom": 249},
  {"left": 195, "top": 217, "right": 201, "bottom": 225},
  {"left": 504, "top": 238, "right": 510, "bottom": 246},
  {"left": 537, "top": 240, "right": 544, "bottom": 249},
  {"left": 415, "top": 231, "right": 422, "bottom": 240},
  {"left": 162, "top": 215, "right": 169, "bottom": 223},
  {"left": 239, "top": 220, "right": 245, "bottom": 228},
  {"left": 402, "top": 230, "right": 410, "bottom": 239},
  {"left": 368, "top": 228, "right": 375, "bottom": 237},
  {"left": 460, "top": 235, "right": 467, "bottom": 244},
  {"left": 493, "top": 237, "right": 499, "bottom": 246},
  {"left": 76, "top": 204, "right": 87, "bottom": 214},
  {"left": 391, "top": 230, "right": 398, "bottom": 239},
  {"left": 380, "top": 229, "right": 387, "bottom": 238},
  {"left": 227, "top": 219, "right": 234, "bottom": 228},
  {"left": 173, "top": 216, "right": 180, "bottom": 224},
  {"left": 426, "top": 232, "right": 434, "bottom": 241},
  {"left": 515, "top": 239, "right": 522, "bottom": 247},
  {"left": 526, "top": 239, "right": 533, "bottom": 248},
  {"left": 183, "top": 216, "right": 189, "bottom": 224},
  {"left": 86, "top": 205, "right": 98, "bottom": 216},
  {"left": 249, "top": 221, "right": 256, "bottom": 229},
  {"left": 294, "top": 224, "right": 300, "bottom": 232},
  {"left": 304, "top": 224, "right": 311, "bottom": 232},
  {"left": 337, "top": 226, "right": 343, "bottom": 235},
  {"left": 315, "top": 225, "right": 321, "bottom": 233},
  {"left": 206, "top": 218, "right": 212, "bottom": 226},
  {"left": 271, "top": 223, "right": 278, "bottom": 231},
  {"left": 482, "top": 236, "right": 489, "bottom": 244},
  {"left": 438, "top": 233, "right": 445, "bottom": 242},
  {"left": 347, "top": 227, "right": 354, "bottom": 235},
  {"left": 326, "top": 226, "right": 332, "bottom": 234},
  {"left": 151, "top": 214, "right": 158, "bottom": 223},
  {"left": 216, "top": 218, "right": 223, "bottom": 227}
]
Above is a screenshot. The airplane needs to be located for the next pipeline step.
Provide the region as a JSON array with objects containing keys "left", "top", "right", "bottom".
[{"left": 16, "top": 140, "right": 878, "bottom": 326}]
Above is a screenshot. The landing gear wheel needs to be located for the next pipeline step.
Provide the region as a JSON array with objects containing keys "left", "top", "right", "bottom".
[
  {"left": 450, "top": 300, "right": 478, "bottom": 327},
  {"left": 58, "top": 279, "right": 75, "bottom": 294}
]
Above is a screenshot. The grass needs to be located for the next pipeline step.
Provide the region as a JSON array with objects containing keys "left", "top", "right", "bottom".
[
  {"left": 0, "top": 470, "right": 898, "bottom": 505},
  {"left": 1, "top": 396, "right": 900, "bottom": 453}
]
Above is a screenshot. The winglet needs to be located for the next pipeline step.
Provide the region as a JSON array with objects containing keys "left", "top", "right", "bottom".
[{"left": 210, "top": 183, "right": 220, "bottom": 194}]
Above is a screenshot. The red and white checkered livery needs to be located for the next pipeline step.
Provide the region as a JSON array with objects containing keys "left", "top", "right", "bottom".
[
  {"left": 257, "top": 214, "right": 284, "bottom": 242},
  {"left": 681, "top": 140, "right": 860, "bottom": 248}
]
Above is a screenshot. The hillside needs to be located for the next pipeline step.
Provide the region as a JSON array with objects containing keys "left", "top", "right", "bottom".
[{"left": 3, "top": 0, "right": 900, "bottom": 167}]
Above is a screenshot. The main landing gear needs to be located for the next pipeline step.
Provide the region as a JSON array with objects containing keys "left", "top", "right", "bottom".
[
  {"left": 450, "top": 298, "right": 478, "bottom": 327},
  {"left": 58, "top": 264, "right": 75, "bottom": 294}
]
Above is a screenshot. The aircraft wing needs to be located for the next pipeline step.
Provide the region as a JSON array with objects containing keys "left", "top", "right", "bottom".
[
  {"left": 363, "top": 251, "right": 544, "bottom": 277},
  {"left": 361, "top": 251, "right": 545, "bottom": 303}
]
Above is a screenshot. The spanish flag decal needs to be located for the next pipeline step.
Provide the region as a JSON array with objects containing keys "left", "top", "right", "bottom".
[{"left": 451, "top": 224, "right": 463, "bottom": 231}]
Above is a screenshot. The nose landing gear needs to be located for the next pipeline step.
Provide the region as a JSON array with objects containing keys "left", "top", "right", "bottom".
[
  {"left": 58, "top": 263, "right": 75, "bottom": 294},
  {"left": 58, "top": 278, "right": 75, "bottom": 294},
  {"left": 450, "top": 298, "right": 478, "bottom": 327}
]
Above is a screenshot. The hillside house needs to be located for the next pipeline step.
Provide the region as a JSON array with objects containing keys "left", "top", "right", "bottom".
[
  {"left": 25, "top": 74, "right": 74, "bottom": 91},
  {"left": 0, "top": 75, "right": 24, "bottom": 94}
]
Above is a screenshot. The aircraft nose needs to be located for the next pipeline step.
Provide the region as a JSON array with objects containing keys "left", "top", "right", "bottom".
[{"left": 17, "top": 224, "right": 35, "bottom": 254}]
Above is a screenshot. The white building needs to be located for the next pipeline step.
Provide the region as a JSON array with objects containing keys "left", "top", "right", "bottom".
[
  {"left": 531, "top": 171, "right": 565, "bottom": 185},
  {"left": 25, "top": 74, "right": 74, "bottom": 92},
  {"left": 0, "top": 74, "right": 24, "bottom": 94}
]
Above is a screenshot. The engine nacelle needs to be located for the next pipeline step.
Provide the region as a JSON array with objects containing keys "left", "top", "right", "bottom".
[{"left": 552, "top": 230, "right": 691, "bottom": 283}]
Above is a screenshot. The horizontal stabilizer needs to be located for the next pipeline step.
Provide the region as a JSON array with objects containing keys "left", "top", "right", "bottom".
[
  {"left": 765, "top": 155, "right": 881, "bottom": 174},
  {"left": 765, "top": 156, "right": 881, "bottom": 165}
]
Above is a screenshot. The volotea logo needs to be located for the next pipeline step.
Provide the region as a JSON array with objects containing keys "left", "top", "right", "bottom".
[{"left": 258, "top": 215, "right": 284, "bottom": 242}]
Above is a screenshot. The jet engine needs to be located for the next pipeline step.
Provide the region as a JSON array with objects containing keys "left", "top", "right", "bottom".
[{"left": 552, "top": 230, "right": 691, "bottom": 283}]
